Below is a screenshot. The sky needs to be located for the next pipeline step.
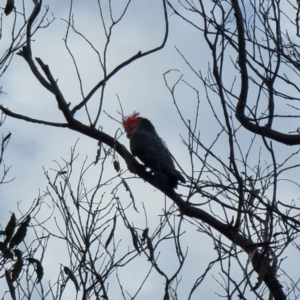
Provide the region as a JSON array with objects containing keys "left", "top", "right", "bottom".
[{"left": 1, "top": 0, "right": 300, "bottom": 299}]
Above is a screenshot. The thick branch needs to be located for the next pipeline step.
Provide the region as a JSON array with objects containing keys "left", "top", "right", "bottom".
[
  {"left": 35, "top": 58, "right": 73, "bottom": 122},
  {"left": 0, "top": 106, "right": 68, "bottom": 128},
  {"left": 16, "top": 1, "right": 54, "bottom": 94},
  {"left": 232, "top": 0, "right": 300, "bottom": 146}
]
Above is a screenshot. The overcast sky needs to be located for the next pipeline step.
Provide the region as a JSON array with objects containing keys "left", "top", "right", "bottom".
[{"left": 1, "top": 0, "right": 300, "bottom": 299}]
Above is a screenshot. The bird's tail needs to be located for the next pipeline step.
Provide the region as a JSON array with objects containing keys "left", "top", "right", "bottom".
[
  {"left": 169, "top": 169, "right": 186, "bottom": 185},
  {"left": 152, "top": 169, "right": 186, "bottom": 189}
]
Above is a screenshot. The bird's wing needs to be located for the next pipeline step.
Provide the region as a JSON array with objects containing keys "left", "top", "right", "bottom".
[{"left": 130, "top": 131, "right": 175, "bottom": 172}]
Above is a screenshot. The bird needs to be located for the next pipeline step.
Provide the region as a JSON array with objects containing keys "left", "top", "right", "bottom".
[{"left": 122, "top": 112, "right": 185, "bottom": 189}]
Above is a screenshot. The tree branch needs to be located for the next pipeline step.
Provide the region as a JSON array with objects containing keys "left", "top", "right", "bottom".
[
  {"left": 232, "top": 0, "right": 300, "bottom": 146},
  {"left": 71, "top": 0, "right": 169, "bottom": 116},
  {"left": 0, "top": 106, "right": 68, "bottom": 128}
]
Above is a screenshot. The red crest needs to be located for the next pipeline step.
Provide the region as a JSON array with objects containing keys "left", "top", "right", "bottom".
[{"left": 122, "top": 111, "right": 141, "bottom": 133}]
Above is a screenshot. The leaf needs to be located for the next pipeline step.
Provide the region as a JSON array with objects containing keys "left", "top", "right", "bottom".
[
  {"left": 36, "top": 261, "right": 44, "bottom": 283},
  {"left": 4, "top": 0, "right": 14, "bottom": 15},
  {"left": 128, "top": 226, "right": 140, "bottom": 254},
  {"left": 113, "top": 160, "right": 120, "bottom": 172},
  {"left": 58, "top": 171, "right": 67, "bottom": 175},
  {"left": 0, "top": 242, "right": 14, "bottom": 260},
  {"left": 4, "top": 213, "right": 16, "bottom": 245},
  {"left": 5, "top": 270, "right": 16, "bottom": 300},
  {"left": 105, "top": 214, "right": 117, "bottom": 249},
  {"left": 94, "top": 141, "right": 101, "bottom": 165},
  {"left": 121, "top": 179, "right": 139, "bottom": 213},
  {"left": 146, "top": 236, "right": 154, "bottom": 261},
  {"left": 141, "top": 228, "right": 149, "bottom": 242},
  {"left": 64, "top": 266, "right": 80, "bottom": 291},
  {"left": 9, "top": 215, "right": 30, "bottom": 249},
  {"left": 11, "top": 250, "right": 23, "bottom": 282},
  {"left": 13, "top": 249, "right": 22, "bottom": 260},
  {"left": 27, "top": 258, "right": 44, "bottom": 283},
  {"left": 28, "top": 258, "right": 44, "bottom": 283}
]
